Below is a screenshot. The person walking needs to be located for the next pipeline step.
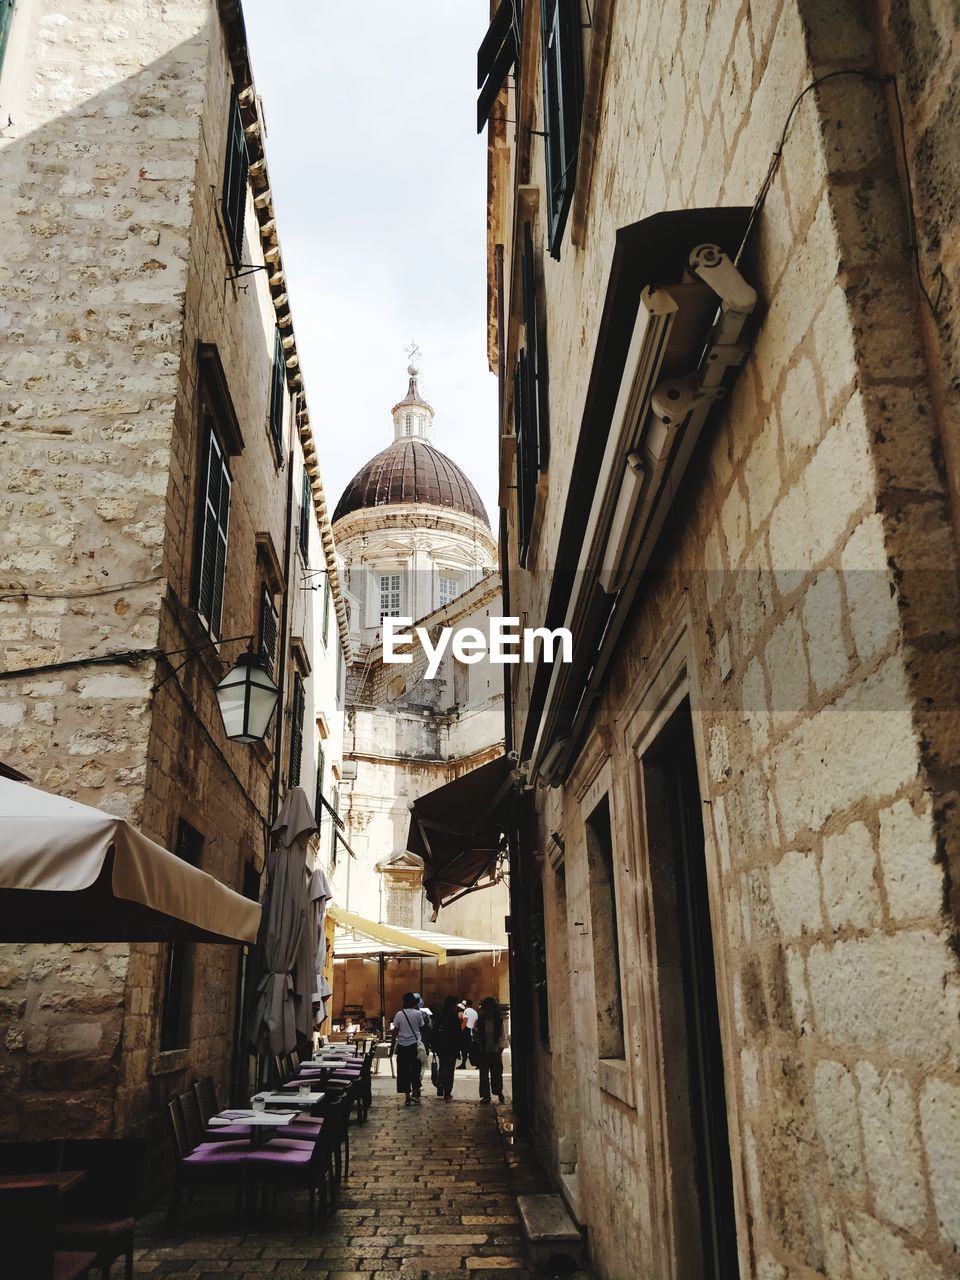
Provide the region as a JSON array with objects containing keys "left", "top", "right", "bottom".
[
  {"left": 390, "top": 990, "right": 428, "bottom": 1106},
  {"left": 475, "top": 996, "right": 508, "bottom": 1104},
  {"left": 457, "top": 997, "right": 478, "bottom": 1068},
  {"left": 430, "top": 995, "right": 462, "bottom": 1100}
]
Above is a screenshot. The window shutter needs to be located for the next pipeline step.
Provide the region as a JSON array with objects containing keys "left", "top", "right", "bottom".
[
  {"left": 541, "top": 0, "right": 584, "bottom": 258},
  {"left": 197, "top": 425, "right": 231, "bottom": 639},
  {"left": 335, "top": 640, "right": 343, "bottom": 705},
  {"left": 322, "top": 578, "right": 331, "bottom": 646},
  {"left": 298, "top": 468, "right": 311, "bottom": 562},
  {"left": 222, "top": 90, "right": 249, "bottom": 267},
  {"left": 515, "top": 350, "right": 537, "bottom": 566},
  {"left": 315, "top": 745, "right": 325, "bottom": 819},
  {"left": 269, "top": 327, "right": 285, "bottom": 457},
  {"left": 329, "top": 784, "right": 339, "bottom": 864},
  {"left": 258, "top": 585, "right": 279, "bottom": 676},
  {"left": 289, "top": 673, "right": 305, "bottom": 787},
  {"left": 477, "top": 0, "right": 519, "bottom": 133},
  {"left": 521, "top": 220, "right": 549, "bottom": 469}
]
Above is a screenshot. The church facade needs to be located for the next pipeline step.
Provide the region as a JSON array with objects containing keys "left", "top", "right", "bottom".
[{"left": 328, "top": 365, "right": 509, "bottom": 1022}]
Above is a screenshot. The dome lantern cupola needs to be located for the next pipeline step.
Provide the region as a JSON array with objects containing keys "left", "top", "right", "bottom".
[{"left": 392, "top": 362, "right": 434, "bottom": 443}]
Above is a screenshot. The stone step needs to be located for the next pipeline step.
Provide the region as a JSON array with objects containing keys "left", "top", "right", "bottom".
[{"left": 517, "top": 1192, "right": 586, "bottom": 1275}]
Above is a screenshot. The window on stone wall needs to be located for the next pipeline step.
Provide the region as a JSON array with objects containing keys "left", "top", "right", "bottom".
[
  {"left": 515, "top": 221, "right": 549, "bottom": 568},
  {"left": 268, "top": 327, "right": 285, "bottom": 460},
  {"left": 379, "top": 573, "right": 402, "bottom": 621},
  {"left": 584, "top": 793, "right": 624, "bottom": 1059},
  {"left": 322, "top": 577, "right": 331, "bottom": 647},
  {"left": 160, "top": 820, "right": 204, "bottom": 1052},
  {"left": 222, "top": 88, "right": 249, "bottom": 268},
  {"left": 438, "top": 575, "right": 458, "bottom": 608},
  {"left": 329, "top": 784, "right": 339, "bottom": 868},
  {"left": 335, "top": 638, "right": 344, "bottom": 707},
  {"left": 195, "top": 421, "right": 232, "bottom": 641},
  {"left": 257, "top": 584, "right": 279, "bottom": 677},
  {"left": 289, "top": 672, "right": 305, "bottom": 787},
  {"left": 540, "top": 0, "right": 584, "bottom": 258},
  {"left": 532, "top": 877, "right": 550, "bottom": 1048},
  {"left": 298, "top": 467, "right": 311, "bottom": 564}
]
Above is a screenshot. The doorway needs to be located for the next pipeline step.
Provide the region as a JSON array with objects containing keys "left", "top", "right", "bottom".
[{"left": 642, "top": 700, "right": 739, "bottom": 1279}]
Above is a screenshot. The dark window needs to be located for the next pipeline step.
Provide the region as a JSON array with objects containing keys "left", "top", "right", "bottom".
[
  {"left": 298, "top": 468, "right": 311, "bottom": 563},
  {"left": 532, "top": 878, "right": 550, "bottom": 1047},
  {"left": 514, "top": 219, "right": 549, "bottom": 566},
  {"left": 642, "top": 702, "right": 739, "bottom": 1279},
  {"left": 476, "top": 0, "right": 519, "bottom": 132},
  {"left": 222, "top": 89, "right": 249, "bottom": 267},
  {"left": 268, "top": 328, "right": 285, "bottom": 458},
  {"left": 195, "top": 422, "right": 232, "bottom": 640},
  {"left": 289, "top": 672, "right": 305, "bottom": 787},
  {"left": 0, "top": 0, "right": 15, "bottom": 74},
  {"left": 540, "top": 0, "right": 584, "bottom": 258},
  {"left": 257, "top": 584, "right": 279, "bottom": 676},
  {"left": 315, "top": 744, "right": 325, "bottom": 820},
  {"left": 160, "top": 821, "right": 204, "bottom": 1051},
  {"left": 322, "top": 578, "right": 331, "bottom": 647},
  {"left": 584, "top": 793, "right": 624, "bottom": 1059}
]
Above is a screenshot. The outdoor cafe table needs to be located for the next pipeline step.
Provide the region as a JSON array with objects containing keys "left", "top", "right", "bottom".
[
  {"left": 0, "top": 1171, "right": 85, "bottom": 1193},
  {"left": 208, "top": 1108, "right": 298, "bottom": 1150},
  {"left": 257, "top": 1090, "right": 325, "bottom": 1106}
]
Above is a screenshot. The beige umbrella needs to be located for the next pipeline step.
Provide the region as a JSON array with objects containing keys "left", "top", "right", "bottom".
[
  {"left": 246, "top": 787, "right": 314, "bottom": 1057},
  {"left": 0, "top": 777, "right": 259, "bottom": 944}
]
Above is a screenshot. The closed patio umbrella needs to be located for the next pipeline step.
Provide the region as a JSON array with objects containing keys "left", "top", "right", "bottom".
[
  {"left": 0, "top": 777, "right": 259, "bottom": 944},
  {"left": 245, "top": 787, "right": 314, "bottom": 1057}
]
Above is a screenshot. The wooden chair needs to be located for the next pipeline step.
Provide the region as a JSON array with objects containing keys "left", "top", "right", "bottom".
[
  {"left": 55, "top": 1139, "right": 144, "bottom": 1280},
  {"left": 0, "top": 1183, "right": 96, "bottom": 1280}
]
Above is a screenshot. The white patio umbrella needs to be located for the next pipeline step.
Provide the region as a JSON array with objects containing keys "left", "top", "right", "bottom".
[{"left": 0, "top": 777, "right": 260, "bottom": 944}]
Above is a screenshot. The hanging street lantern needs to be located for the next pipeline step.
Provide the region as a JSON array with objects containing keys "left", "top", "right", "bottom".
[{"left": 215, "top": 650, "right": 280, "bottom": 743}]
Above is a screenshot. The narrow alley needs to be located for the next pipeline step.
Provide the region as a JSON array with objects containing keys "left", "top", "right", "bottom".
[{"left": 132, "top": 1073, "right": 580, "bottom": 1279}]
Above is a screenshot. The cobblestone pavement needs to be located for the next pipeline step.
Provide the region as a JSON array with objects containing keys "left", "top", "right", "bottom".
[{"left": 133, "top": 1071, "right": 584, "bottom": 1279}]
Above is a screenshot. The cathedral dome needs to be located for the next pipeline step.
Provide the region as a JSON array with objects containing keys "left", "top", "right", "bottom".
[{"left": 332, "top": 437, "right": 490, "bottom": 528}]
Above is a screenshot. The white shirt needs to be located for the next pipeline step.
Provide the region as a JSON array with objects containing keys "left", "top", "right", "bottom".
[
  {"left": 392, "top": 1007, "right": 427, "bottom": 1046},
  {"left": 463, "top": 1006, "right": 479, "bottom": 1031}
]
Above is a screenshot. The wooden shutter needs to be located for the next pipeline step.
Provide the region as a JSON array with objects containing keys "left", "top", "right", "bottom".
[
  {"left": 322, "top": 578, "right": 331, "bottom": 646},
  {"left": 197, "top": 424, "right": 231, "bottom": 639},
  {"left": 521, "top": 220, "right": 549, "bottom": 469},
  {"left": 329, "top": 784, "right": 339, "bottom": 864},
  {"left": 541, "top": 0, "right": 584, "bottom": 257},
  {"left": 477, "top": 0, "right": 519, "bottom": 132},
  {"left": 222, "top": 90, "right": 249, "bottom": 266},
  {"left": 298, "top": 468, "right": 311, "bottom": 561},
  {"left": 289, "top": 673, "right": 305, "bottom": 787},
  {"left": 515, "top": 351, "right": 537, "bottom": 566},
  {"left": 269, "top": 327, "right": 285, "bottom": 456},
  {"left": 335, "top": 639, "right": 343, "bottom": 705},
  {"left": 0, "top": 0, "right": 15, "bottom": 73},
  {"left": 258, "top": 585, "right": 279, "bottom": 676}
]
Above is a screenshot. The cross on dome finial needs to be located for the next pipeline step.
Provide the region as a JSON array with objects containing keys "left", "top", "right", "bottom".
[{"left": 404, "top": 338, "right": 422, "bottom": 377}]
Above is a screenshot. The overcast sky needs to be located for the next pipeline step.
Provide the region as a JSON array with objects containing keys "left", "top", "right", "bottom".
[{"left": 243, "top": 1, "right": 499, "bottom": 525}]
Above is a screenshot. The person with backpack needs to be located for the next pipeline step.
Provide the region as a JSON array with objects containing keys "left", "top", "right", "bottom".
[
  {"left": 430, "top": 995, "right": 463, "bottom": 1100},
  {"left": 474, "top": 996, "right": 508, "bottom": 1104},
  {"left": 390, "top": 990, "right": 428, "bottom": 1106}
]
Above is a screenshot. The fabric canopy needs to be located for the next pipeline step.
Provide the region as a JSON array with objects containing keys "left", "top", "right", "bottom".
[
  {"left": 0, "top": 777, "right": 260, "bottom": 944},
  {"left": 333, "top": 924, "right": 504, "bottom": 961},
  {"left": 328, "top": 904, "right": 447, "bottom": 965},
  {"left": 406, "top": 753, "right": 522, "bottom": 910}
]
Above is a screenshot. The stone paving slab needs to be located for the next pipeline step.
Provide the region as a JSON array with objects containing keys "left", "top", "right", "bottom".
[{"left": 133, "top": 1075, "right": 586, "bottom": 1277}]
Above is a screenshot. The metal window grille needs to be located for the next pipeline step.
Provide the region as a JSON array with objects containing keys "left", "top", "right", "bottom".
[
  {"left": 196, "top": 422, "right": 232, "bottom": 640},
  {"left": 221, "top": 89, "right": 249, "bottom": 267},
  {"left": 289, "top": 673, "right": 305, "bottom": 787},
  {"left": 268, "top": 327, "right": 285, "bottom": 457},
  {"left": 540, "top": 0, "right": 584, "bottom": 258},
  {"left": 257, "top": 584, "right": 279, "bottom": 676},
  {"left": 379, "top": 573, "right": 401, "bottom": 620}
]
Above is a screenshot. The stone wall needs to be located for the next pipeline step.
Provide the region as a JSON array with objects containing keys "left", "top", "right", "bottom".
[{"left": 492, "top": 1, "right": 960, "bottom": 1277}]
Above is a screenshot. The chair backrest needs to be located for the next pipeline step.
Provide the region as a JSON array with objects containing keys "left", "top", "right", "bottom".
[
  {"left": 58, "top": 1139, "right": 146, "bottom": 1220},
  {"left": 178, "top": 1090, "right": 204, "bottom": 1150},
  {"left": 290, "top": 1049, "right": 302, "bottom": 1072},
  {"left": 194, "top": 1077, "right": 219, "bottom": 1126},
  {"left": 0, "top": 1183, "right": 60, "bottom": 1279},
  {"left": 165, "top": 1097, "right": 189, "bottom": 1160}
]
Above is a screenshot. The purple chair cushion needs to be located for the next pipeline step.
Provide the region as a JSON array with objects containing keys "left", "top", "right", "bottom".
[
  {"left": 245, "top": 1148, "right": 312, "bottom": 1166},
  {"left": 183, "top": 1144, "right": 247, "bottom": 1166},
  {"left": 203, "top": 1124, "right": 252, "bottom": 1140},
  {"left": 54, "top": 1251, "right": 98, "bottom": 1280}
]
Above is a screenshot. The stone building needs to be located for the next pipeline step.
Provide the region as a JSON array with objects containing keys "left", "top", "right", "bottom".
[
  {"left": 482, "top": 1, "right": 960, "bottom": 1278},
  {"left": 0, "top": 0, "right": 347, "bottom": 1147},
  {"left": 330, "top": 365, "right": 510, "bottom": 1019}
]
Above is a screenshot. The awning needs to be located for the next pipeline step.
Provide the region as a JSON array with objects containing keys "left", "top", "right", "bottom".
[
  {"left": 0, "top": 777, "right": 260, "bottom": 944},
  {"left": 406, "top": 753, "right": 523, "bottom": 911},
  {"left": 328, "top": 903, "right": 447, "bottom": 965},
  {"left": 334, "top": 926, "right": 504, "bottom": 961}
]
